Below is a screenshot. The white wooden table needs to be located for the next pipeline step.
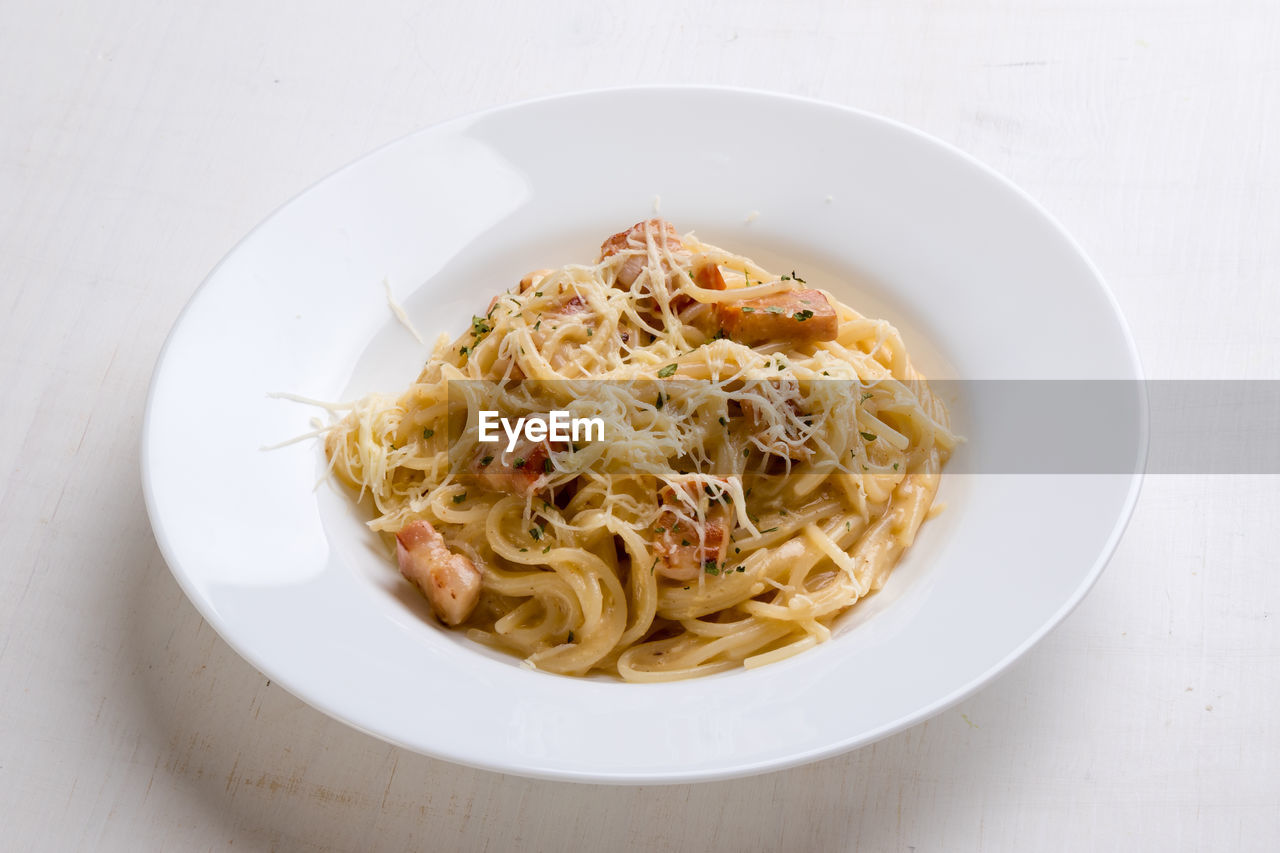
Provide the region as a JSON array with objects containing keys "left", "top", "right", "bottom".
[{"left": 3, "top": 2, "right": 1277, "bottom": 849}]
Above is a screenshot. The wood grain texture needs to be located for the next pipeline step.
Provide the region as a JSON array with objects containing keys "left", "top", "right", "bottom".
[{"left": 1, "top": 1, "right": 1277, "bottom": 850}]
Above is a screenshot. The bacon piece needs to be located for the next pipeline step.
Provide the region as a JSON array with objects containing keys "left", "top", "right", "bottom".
[
  {"left": 471, "top": 415, "right": 563, "bottom": 497},
  {"left": 395, "top": 520, "right": 482, "bottom": 625},
  {"left": 472, "top": 441, "right": 551, "bottom": 497},
  {"left": 652, "top": 479, "right": 732, "bottom": 581},
  {"left": 693, "top": 262, "right": 727, "bottom": 292},
  {"left": 715, "top": 288, "right": 838, "bottom": 345},
  {"left": 599, "top": 219, "right": 684, "bottom": 288},
  {"left": 558, "top": 295, "right": 585, "bottom": 315},
  {"left": 672, "top": 261, "right": 727, "bottom": 330}
]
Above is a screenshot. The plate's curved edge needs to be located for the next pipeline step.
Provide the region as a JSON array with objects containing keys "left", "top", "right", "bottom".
[{"left": 140, "top": 85, "right": 1149, "bottom": 785}]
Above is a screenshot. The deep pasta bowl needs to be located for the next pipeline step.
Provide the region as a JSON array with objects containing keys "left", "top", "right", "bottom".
[{"left": 142, "top": 87, "right": 1145, "bottom": 783}]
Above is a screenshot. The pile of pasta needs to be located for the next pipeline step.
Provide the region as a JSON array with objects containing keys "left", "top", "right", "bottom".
[{"left": 325, "top": 220, "right": 954, "bottom": 681}]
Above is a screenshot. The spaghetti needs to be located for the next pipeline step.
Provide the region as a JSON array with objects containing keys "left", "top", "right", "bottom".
[{"left": 324, "top": 220, "right": 954, "bottom": 681}]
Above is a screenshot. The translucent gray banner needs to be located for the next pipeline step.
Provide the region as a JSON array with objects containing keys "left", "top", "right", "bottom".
[{"left": 441, "top": 380, "right": 1280, "bottom": 475}]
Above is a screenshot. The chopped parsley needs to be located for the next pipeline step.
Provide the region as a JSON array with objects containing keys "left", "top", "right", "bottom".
[
  {"left": 765, "top": 305, "right": 785, "bottom": 314},
  {"left": 529, "top": 524, "right": 543, "bottom": 541},
  {"left": 452, "top": 492, "right": 467, "bottom": 504},
  {"left": 542, "top": 545, "right": 551, "bottom": 554},
  {"left": 422, "top": 428, "right": 434, "bottom": 439},
  {"left": 741, "top": 306, "right": 756, "bottom": 313},
  {"left": 718, "top": 416, "right": 728, "bottom": 426},
  {"left": 543, "top": 457, "right": 554, "bottom": 474},
  {"left": 650, "top": 556, "right": 660, "bottom": 574},
  {"left": 860, "top": 392, "right": 874, "bottom": 402},
  {"left": 681, "top": 539, "right": 690, "bottom": 547},
  {"left": 893, "top": 462, "right": 900, "bottom": 470},
  {"left": 655, "top": 392, "right": 665, "bottom": 410},
  {"left": 704, "top": 560, "right": 720, "bottom": 575},
  {"left": 657, "top": 363, "right": 679, "bottom": 378},
  {"left": 793, "top": 309, "right": 814, "bottom": 322},
  {"left": 480, "top": 455, "right": 494, "bottom": 467},
  {"left": 759, "top": 527, "right": 778, "bottom": 534},
  {"left": 860, "top": 431, "right": 878, "bottom": 442},
  {"left": 567, "top": 631, "right": 574, "bottom": 643},
  {"left": 791, "top": 270, "right": 806, "bottom": 283},
  {"left": 513, "top": 457, "right": 526, "bottom": 469},
  {"left": 471, "top": 316, "right": 491, "bottom": 336}
]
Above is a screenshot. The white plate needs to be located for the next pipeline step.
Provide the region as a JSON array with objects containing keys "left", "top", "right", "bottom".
[{"left": 142, "top": 87, "right": 1145, "bottom": 783}]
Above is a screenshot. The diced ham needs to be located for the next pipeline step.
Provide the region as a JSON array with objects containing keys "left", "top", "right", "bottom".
[
  {"left": 652, "top": 479, "right": 732, "bottom": 581},
  {"left": 599, "top": 219, "right": 685, "bottom": 288},
  {"left": 395, "top": 520, "right": 482, "bottom": 626},
  {"left": 715, "top": 288, "right": 839, "bottom": 345}
]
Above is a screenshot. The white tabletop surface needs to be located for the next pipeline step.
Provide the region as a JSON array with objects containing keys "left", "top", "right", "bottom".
[{"left": 2, "top": 1, "right": 1277, "bottom": 850}]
